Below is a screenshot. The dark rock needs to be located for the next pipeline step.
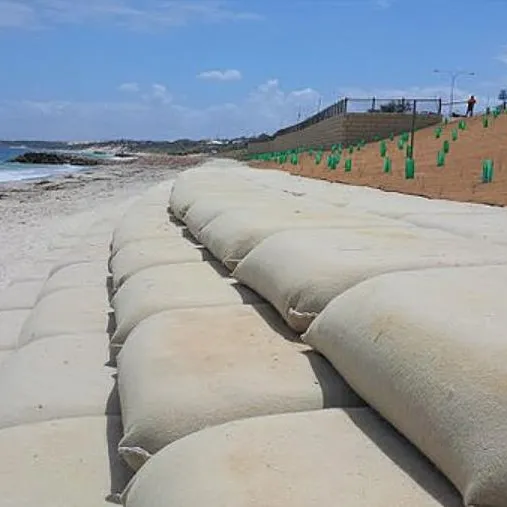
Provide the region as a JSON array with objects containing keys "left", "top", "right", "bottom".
[{"left": 10, "top": 152, "right": 101, "bottom": 166}]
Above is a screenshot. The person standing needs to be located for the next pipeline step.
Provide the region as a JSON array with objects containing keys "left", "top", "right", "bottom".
[{"left": 466, "top": 95, "right": 477, "bottom": 117}]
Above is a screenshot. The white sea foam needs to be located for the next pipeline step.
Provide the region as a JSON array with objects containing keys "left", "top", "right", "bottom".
[{"left": 0, "top": 163, "right": 83, "bottom": 183}]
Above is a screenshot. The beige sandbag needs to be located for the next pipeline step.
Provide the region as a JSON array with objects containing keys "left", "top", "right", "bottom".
[
  {"left": 234, "top": 228, "right": 507, "bottom": 332},
  {"left": 169, "top": 174, "right": 262, "bottom": 220},
  {"left": 122, "top": 408, "right": 461, "bottom": 507},
  {"left": 303, "top": 265, "right": 507, "bottom": 507},
  {"left": 403, "top": 211, "right": 507, "bottom": 245},
  {"left": 199, "top": 208, "right": 407, "bottom": 271},
  {"left": 19, "top": 286, "right": 111, "bottom": 347},
  {"left": 111, "top": 208, "right": 185, "bottom": 256},
  {"left": 183, "top": 193, "right": 341, "bottom": 239},
  {"left": 0, "top": 309, "right": 30, "bottom": 350},
  {"left": 117, "top": 304, "right": 362, "bottom": 470},
  {"left": 49, "top": 233, "right": 115, "bottom": 275},
  {"left": 111, "top": 262, "right": 260, "bottom": 347},
  {"left": 0, "top": 333, "right": 118, "bottom": 428},
  {"left": 0, "top": 349, "right": 11, "bottom": 365},
  {"left": 38, "top": 261, "right": 110, "bottom": 300},
  {"left": 133, "top": 180, "right": 174, "bottom": 207},
  {"left": 110, "top": 237, "right": 210, "bottom": 290},
  {"left": 0, "top": 280, "right": 46, "bottom": 311},
  {"left": 0, "top": 416, "right": 132, "bottom": 506}
]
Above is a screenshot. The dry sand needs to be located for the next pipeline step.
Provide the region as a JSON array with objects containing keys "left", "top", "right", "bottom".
[{"left": 0, "top": 154, "right": 203, "bottom": 290}]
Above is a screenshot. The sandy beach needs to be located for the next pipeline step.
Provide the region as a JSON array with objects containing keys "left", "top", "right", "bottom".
[{"left": 0, "top": 154, "right": 203, "bottom": 290}]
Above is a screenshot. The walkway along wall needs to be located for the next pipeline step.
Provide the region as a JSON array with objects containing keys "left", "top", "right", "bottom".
[{"left": 248, "top": 113, "right": 442, "bottom": 154}]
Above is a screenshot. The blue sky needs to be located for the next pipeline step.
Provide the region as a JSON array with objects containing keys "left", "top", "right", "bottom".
[{"left": 0, "top": 0, "right": 506, "bottom": 141}]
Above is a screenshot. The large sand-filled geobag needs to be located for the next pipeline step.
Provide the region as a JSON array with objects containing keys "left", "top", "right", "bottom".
[
  {"left": 0, "top": 416, "right": 132, "bottom": 506},
  {"left": 0, "top": 333, "right": 118, "bottom": 428},
  {"left": 169, "top": 173, "right": 262, "bottom": 220},
  {"left": 183, "top": 192, "right": 291, "bottom": 237},
  {"left": 111, "top": 207, "right": 185, "bottom": 256},
  {"left": 234, "top": 228, "right": 507, "bottom": 332},
  {"left": 303, "top": 265, "right": 507, "bottom": 507},
  {"left": 111, "top": 262, "right": 260, "bottom": 347},
  {"left": 38, "top": 261, "right": 110, "bottom": 300},
  {"left": 122, "top": 408, "right": 461, "bottom": 507},
  {"left": 0, "top": 279, "right": 46, "bottom": 311},
  {"left": 117, "top": 304, "right": 362, "bottom": 470},
  {"left": 403, "top": 211, "right": 507, "bottom": 245},
  {"left": 110, "top": 237, "right": 210, "bottom": 290},
  {"left": 19, "top": 286, "right": 111, "bottom": 346},
  {"left": 49, "top": 233, "right": 115, "bottom": 275},
  {"left": 343, "top": 187, "right": 485, "bottom": 218},
  {"left": 0, "top": 309, "right": 29, "bottom": 350},
  {"left": 183, "top": 193, "right": 343, "bottom": 239},
  {"left": 199, "top": 208, "right": 405, "bottom": 270}
]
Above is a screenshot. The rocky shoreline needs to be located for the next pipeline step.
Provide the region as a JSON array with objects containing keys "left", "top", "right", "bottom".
[{"left": 10, "top": 151, "right": 102, "bottom": 166}]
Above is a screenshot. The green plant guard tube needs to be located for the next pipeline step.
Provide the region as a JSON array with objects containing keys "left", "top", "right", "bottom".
[
  {"left": 401, "top": 132, "right": 409, "bottom": 143},
  {"left": 435, "top": 127, "right": 442, "bottom": 139},
  {"left": 348, "top": 146, "right": 354, "bottom": 154},
  {"left": 444, "top": 117, "right": 449, "bottom": 125},
  {"left": 452, "top": 129, "right": 458, "bottom": 141},
  {"left": 291, "top": 154, "right": 298, "bottom": 165},
  {"left": 397, "top": 138, "right": 404, "bottom": 150},
  {"left": 437, "top": 151, "right": 445, "bottom": 167},
  {"left": 482, "top": 160, "right": 494, "bottom": 183},
  {"left": 315, "top": 152, "right": 322, "bottom": 165},
  {"left": 443, "top": 140, "right": 450, "bottom": 154},
  {"left": 458, "top": 120, "right": 467, "bottom": 130},
  {"left": 483, "top": 117, "right": 489, "bottom": 128},
  {"left": 383, "top": 157, "right": 392, "bottom": 173},
  {"left": 380, "top": 141, "right": 387, "bottom": 157},
  {"left": 388, "top": 132, "right": 394, "bottom": 141},
  {"left": 345, "top": 159, "right": 352, "bottom": 172},
  {"left": 406, "top": 145, "right": 413, "bottom": 158},
  {"left": 405, "top": 158, "right": 415, "bottom": 179}
]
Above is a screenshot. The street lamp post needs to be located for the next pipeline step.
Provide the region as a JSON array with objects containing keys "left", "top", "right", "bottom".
[{"left": 434, "top": 69, "right": 475, "bottom": 117}]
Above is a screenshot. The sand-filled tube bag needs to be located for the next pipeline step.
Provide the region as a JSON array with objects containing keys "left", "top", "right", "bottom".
[
  {"left": 234, "top": 228, "right": 507, "bottom": 332},
  {"left": 121, "top": 408, "right": 461, "bottom": 507},
  {"left": 109, "top": 237, "right": 210, "bottom": 290},
  {"left": 116, "top": 304, "right": 362, "bottom": 470},
  {"left": 111, "top": 206, "right": 185, "bottom": 256},
  {"left": 169, "top": 171, "right": 262, "bottom": 220},
  {"left": 198, "top": 208, "right": 402, "bottom": 271},
  {"left": 110, "top": 261, "right": 261, "bottom": 348},
  {"left": 303, "top": 265, "right": 507, "bottom": 507},
  {"left": 182, "top": 191, "right": 306, "bottom": 239}
]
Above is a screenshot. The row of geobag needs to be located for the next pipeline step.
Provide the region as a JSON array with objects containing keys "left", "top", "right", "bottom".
[
  {"left": 0, "top": 203, "right": 141, "bottom": 507},
  {"left": 111, "top": 166, "right": 507, "bottom": 507}
]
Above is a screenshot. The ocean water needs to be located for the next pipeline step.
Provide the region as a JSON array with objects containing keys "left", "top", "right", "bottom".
[{"left": 0, "top": 147, "right": 88, "bottom": 183}]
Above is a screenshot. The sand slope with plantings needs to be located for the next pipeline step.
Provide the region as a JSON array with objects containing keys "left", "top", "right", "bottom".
[{"left": 251, "top": 110, "right": 507, "bottom": 206}]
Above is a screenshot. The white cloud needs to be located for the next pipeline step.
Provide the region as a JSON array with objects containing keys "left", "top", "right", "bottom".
[
  {"left": 0, "top": 79, "right": 324, "bottom": 140},
  {"left": 0, "top": 1, "right": 38, "bottom": 28},
  {"left": 197, "top": 69, "right": 242, "bottom": 82},
  {"left": 118, "top": 82, "right": 140, "bottom": 93},
  {"left": 374, "top": 0, "right": 393, "bottom": 9},
  {"left": 496, "top": 46, "right": 507, "bottom": 64},
  {"left": 149, "top": 83, "right": 172, "bottom": 104},
  {"left": 0, "top": 0, "right": 261, "bottom": 30}
]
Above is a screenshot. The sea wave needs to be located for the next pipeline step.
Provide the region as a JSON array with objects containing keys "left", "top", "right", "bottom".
[{"left": 0, "top": 163, "right": 84, "bottom": 183}]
